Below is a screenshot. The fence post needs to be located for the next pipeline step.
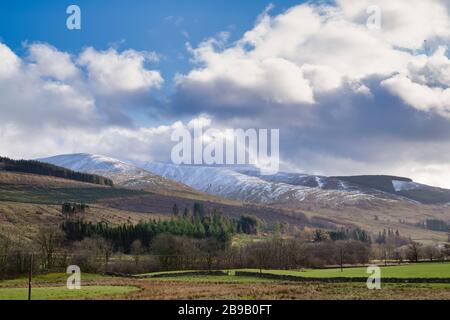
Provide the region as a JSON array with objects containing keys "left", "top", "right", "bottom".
[{"left": 28, "top": 253, "right": 33, "bottom": 301}]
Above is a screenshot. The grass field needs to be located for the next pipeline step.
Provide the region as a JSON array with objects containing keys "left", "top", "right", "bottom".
[
  {"left": 0, "top": 273, "right": 112, "bottom": 287},
  {"left": 1, "top": 267, "right": 450, "bottom": 300},
  {"left": 0, "top": 285, "right": 139, "bottom": 300},
  {"left": 244, "top": 262, "right": 450, "bottom": 279},
  {"left": 148, "top": 275, "right": 275, "bottom": 283}
]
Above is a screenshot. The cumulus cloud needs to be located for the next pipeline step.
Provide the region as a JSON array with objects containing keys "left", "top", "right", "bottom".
[
  {"left": 27, "top": 43, "right": 80, "bottom": 81},
  {"left": 382, "top": 47, "right": 450, "bottom": 117},
  {"left": 170, "top": 0, "right": 450, "bottom": 188},
  {"left": 175, "top": 1, "right": 450, "bottom": 115},
  {"left": 0, "top": 41, "right": 170, "bottom": 162},
  {"left": 78, "top": 47, "right": 163, "bottom": 97},
  {"left": 0, "top": 43, "right": 96, "bottom": 130}
]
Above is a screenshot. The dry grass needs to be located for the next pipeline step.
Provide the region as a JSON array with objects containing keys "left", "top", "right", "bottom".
[
  {"left": 18, "top": 277, "right": 450, "bottom": 300},
  {"left": 3, "top": 271, "right": 450, "bottom": 300},
  {"left": 0, "top": 172, "right": 107, "bottom": 188},
  {"left": 0, "top": 201, "right": 166, "bottom": 242},
  {"left": 280, "top": 200, "right": 450, "bottom": 243}
]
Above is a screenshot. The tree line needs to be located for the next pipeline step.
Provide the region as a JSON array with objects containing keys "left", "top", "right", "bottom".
[
  {"left": 416, "top": 219, "right": 449, "bottom": 232},
  {"left": 0, "top": 156, "right": 113, "bottom": 186},
  {"left": 61, "top": 205, "right": 262, "bottom": 253}
]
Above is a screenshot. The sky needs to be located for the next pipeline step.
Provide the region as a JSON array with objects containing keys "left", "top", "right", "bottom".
[{"left": 2, "top": 0, "right": 450, "bottom": 187}]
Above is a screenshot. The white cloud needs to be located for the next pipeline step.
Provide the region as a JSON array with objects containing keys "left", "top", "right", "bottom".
[
  {"left": 337, "top": 0, "right": 450, "bottom": 49},
  {"left": 382, "top": 47, "right": 450, "bottom": 116},
  {"left": 78, "top": 47, "right": 163, "bottom": 96},
  {"left": 0, "top": 42, "right": 169, "bottom": 162},
  {"left": 176, "top": 2, "right": 420, "bottom": 108},
  {"left": 27, "top": 43, "right": 79, "bottom": 81},
  {"left": 0, "top": 43, "right": 20, "bottom": 78},
  {"left": 0, "top": 43, "right": 96, "bottom": 129},
  {"left": 176, "top": 0, "right": 450, "bottom": 113}
]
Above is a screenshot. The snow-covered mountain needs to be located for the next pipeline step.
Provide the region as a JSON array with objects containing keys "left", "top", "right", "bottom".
[
  {"left": 37, "top": 154, "right": 197, "bottom": 194},
  {"left": 38, "top": 153, "right": 450, "bottom": 206},
  {"left": 143, "top": 163, "right": 450, "bottom": 206},
  {"left": 142, "top": 163, "right": 403, "bottom": 206}
]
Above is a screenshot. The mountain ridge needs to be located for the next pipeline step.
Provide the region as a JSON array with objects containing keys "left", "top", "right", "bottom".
[{"left": 37, "top": 153, "right": 450, "bottom": 206}]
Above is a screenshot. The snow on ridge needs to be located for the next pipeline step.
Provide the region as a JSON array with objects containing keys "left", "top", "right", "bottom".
[
  {"left": 392, "top": 180, "right": 421, "bottom": 192},
  {"left": 36, "top": 153, "right": 416, "bottom": 205},
  {"left": 143, "top": 162, "right": 385, "bottom": 205},
  {"left": 38, "top": 153, "right": 141, "bottom": 174}
]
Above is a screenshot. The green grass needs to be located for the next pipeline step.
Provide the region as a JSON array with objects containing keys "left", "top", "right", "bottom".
[
  {"left": 0, "top": 273, "right": 111, "bottom": 287},
  {"left": 0, "top": 285, "right": 139, "bottom": 300},
  {"left": 148, "top": 275, "right": 275, "bottom": 283},
  {"left": 138, "top": 270, "right": 203, "bottom": 277},
  {"left": 241, "top": 262, "right": 450, "bottom": 279}
]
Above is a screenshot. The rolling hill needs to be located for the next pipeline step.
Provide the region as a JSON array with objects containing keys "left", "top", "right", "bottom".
[{"left": 0, "top": 152, "right": 444, "bottom": 243}]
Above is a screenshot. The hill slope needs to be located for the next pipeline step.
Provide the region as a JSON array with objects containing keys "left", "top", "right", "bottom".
[
  {"left": 145, "top": 163, "right": 450, "bottom": 206},
  {"left": 0, "top": 156, "right": 113, "bottom": 186},
  {"left": 38, "top": 154, "right": 206, "bottom": 198}
]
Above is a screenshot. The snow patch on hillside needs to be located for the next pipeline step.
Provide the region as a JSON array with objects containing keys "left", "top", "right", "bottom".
[{"left": 392, "top": 180, "right": 421, "bottom": 192}]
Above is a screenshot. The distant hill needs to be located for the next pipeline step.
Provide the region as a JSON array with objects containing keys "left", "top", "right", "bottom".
[
  {"left": 38, "top": 153, "right": 450, "bottom": 205},
  {"left": 38, "top": 153, "right": 216, "bottom": 200},
  {"left": 0, "top": 156, "right": 113, "bottom": 186},
  {"left": 2, "top": 153, "right": 450, "bottom": 243}
]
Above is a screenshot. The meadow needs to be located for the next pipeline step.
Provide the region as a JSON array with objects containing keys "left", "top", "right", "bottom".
[
  {"left": 241, "top": 262, "right": 450, "bottom": 279},
  {"left": 1, "top": 263, "right": 450, "bottom": 300}
]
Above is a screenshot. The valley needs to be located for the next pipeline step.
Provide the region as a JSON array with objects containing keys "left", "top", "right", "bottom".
[{"left": 0, "top": 153, "right": 449, "bottom": 302}]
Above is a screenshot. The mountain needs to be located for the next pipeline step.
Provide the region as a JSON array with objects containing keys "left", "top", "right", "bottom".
[
  {"left": 37, "top": 154, "right": 200, "bottom": 196},
  {"left": 31, "top": 153, "right": 450, "bottom": 242},
  {"left": 0, "top": 156, "right": 113, "bottom": 186},
  {"left": 38, "top": 153, "right": 450, "bottom": 206},
  {"left": 144, "top": 163, "right": 450, "bottom": 206}
]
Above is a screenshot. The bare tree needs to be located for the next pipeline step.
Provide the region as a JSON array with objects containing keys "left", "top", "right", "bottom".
[
  {"left": 35, "top": 227, "right": 64, "bottom": 270},
  {"left": 131, "top": 240, "right": 144, "bottom": 267},
  {"left": 406, "top": 242, "right": 422, "bottom": 263}
]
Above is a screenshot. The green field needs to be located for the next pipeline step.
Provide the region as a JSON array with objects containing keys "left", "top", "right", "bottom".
[
  {"left": 243, "top": 262, "right": 450, "bottom": 279},
  {"left": 148, "top": 275, "right": 275, "bottom": 283},
  {"left": 0, "top": 285, "right": 139, "bottom": 300}
]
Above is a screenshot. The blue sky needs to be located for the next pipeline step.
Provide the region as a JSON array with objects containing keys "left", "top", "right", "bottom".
[
  {"left": 0, "top": 0, "right": 305, "bottom": 91},
  {"left": 2, "top": 0, "right": 450, "bottom": 187}
]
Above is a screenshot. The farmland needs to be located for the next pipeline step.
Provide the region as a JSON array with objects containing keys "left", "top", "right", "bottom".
[
  {"left": 241, "top": 262, "right": 450, "bottom": 279},
  {"left": 0, "top": 263, "right": 450, "bottom": 300}
]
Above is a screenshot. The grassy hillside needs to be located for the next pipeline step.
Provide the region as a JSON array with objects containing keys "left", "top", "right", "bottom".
[{"left": 0, "top": 156, "right": 113, "bottom": 186}]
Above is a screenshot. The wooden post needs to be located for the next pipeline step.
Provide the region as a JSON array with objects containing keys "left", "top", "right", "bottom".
[{"left": 28, "top": 253, "right": 33, "bottom": 301}]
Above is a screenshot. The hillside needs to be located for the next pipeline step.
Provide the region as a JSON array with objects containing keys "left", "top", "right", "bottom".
[
  {"left": 0, "top": 156, "right": 113, "bottom": 186},
  {"left": 0, "top": 171, "right": 325, "bottom": 242},
  {"left": 38, "top": 154, "right": 223, "bottom": 201},
  {"left": 146, "top": 164, "right": 450, "bottom": 206},
  {"left": 34, "top": 153, "right": 450, "bottom": 242}
]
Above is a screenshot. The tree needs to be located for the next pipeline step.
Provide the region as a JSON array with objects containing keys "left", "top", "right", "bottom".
[
  {"left": 35, "top": 227, "right": 64, "bottom": 270},
  {"left": 198, "top": 238, "right": 223, "bottom": 271},
  {"left": 238, "top": 216, "right": 262, "bottom": 235},
  {"left": 172, "top": 204, "right": 180, "bottom": 216},
  {"left": 423, "top": 245, "right": 440, "bottom": 262},
  {"left": 131, "top": 240, "right": 145, "bottom": 266},
  {"left": 313, "top": 229, "right": 330, "bottom": 242},
  {"left": 248, "top": 241, "right": 272, "bottom": 274},
  {"left": 406, "top": 242, "right": 422, "bottom": 263}
]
